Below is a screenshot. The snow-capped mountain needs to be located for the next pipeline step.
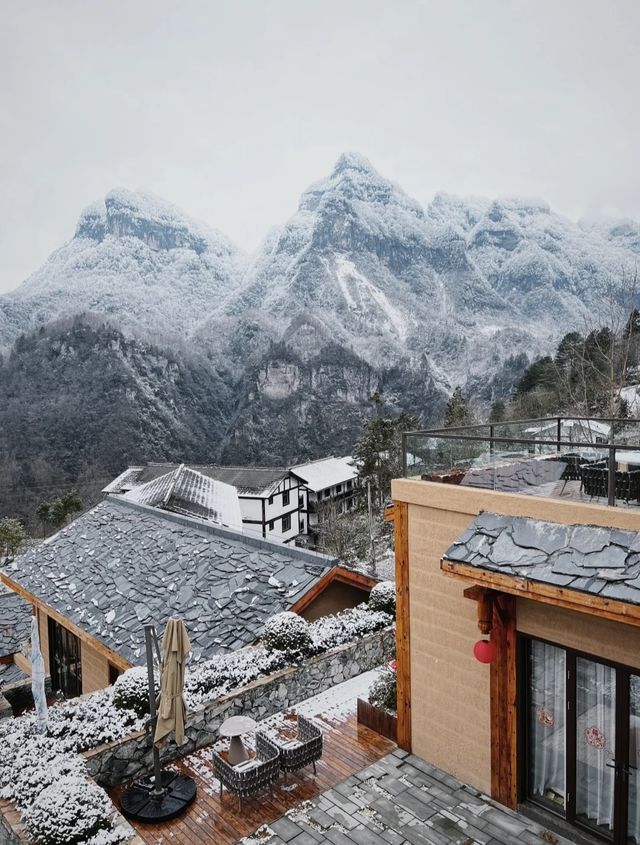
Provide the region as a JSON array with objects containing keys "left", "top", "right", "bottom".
[{"left": 0, "top": 188, "right": 246, "bottom": 348}]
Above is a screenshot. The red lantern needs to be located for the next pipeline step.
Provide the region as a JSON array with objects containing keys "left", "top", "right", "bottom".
[{"left": 473, "top": 639, "right": 497, "bottom": 664}]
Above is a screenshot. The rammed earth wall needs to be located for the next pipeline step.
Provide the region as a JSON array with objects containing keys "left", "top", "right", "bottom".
[{"left": 85, "top": 627, "right": 395, "bottom": 787}]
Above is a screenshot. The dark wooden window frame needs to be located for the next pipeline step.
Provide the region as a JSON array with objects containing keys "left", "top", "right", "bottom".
[
  {"left": 48, "top": 616, "right": 82, "bottom": 698},
  {"left": 520, "top": 633, "right": 637, "bottom": 844}
]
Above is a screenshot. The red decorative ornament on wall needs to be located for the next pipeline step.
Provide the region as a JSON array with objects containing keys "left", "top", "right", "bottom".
[{"left": 473, "top": 639, "right": 497, "bottom": 664}]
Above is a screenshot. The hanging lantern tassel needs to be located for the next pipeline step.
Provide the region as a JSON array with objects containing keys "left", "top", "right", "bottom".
[
  {"left": 473, "top": 638, "right": 497, "bottom": 664},
  {"left": 473, "top": 590, "right": 497, "bottom": 663}
]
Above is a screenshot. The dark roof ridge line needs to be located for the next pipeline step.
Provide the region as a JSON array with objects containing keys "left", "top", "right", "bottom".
[{"left": 106, "top": 494, "right": 339, "bottom": 567}]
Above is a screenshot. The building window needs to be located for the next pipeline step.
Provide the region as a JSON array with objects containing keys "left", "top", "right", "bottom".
[
  {"left": 336, "top": 483, "right": 342, "bottom": 493},
  {"left": 324, "top": 489, "right": 331, "bottom": 498},
  {"left": 282, "top": 514, "right": 291, "bottom": 532},
  {"left": 268, "top": 520, "right": 274, "bottom": 531},
  {"left": 299, "top": 519, "right": 304, "bottom": 532},
  {"left": 299, "top": 495, "right": 304, "bottom": 508},
  {"left": 268, "top": 495, "right": 273, "bottom": 505},
  {"left": 283, "top": 490, "right": 290, "bottom": 506},
  {"left": 48, "top": 617, "right": 82, "bottom": 698},
  {"left": 346, "top": 480, "right": 353, "bottom": 490}
]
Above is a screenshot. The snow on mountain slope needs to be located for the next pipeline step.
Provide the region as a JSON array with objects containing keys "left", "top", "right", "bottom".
[{"left": 0, "top": 189, "right": 247, "bottom": 347}]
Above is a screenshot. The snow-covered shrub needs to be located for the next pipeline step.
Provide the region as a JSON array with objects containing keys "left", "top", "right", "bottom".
[
  {"left": 368, "top": 666, "right": 397, "bottom": 713},
  {"left": 112, "top": 666, "right": 157, "bottom": 719},
  {"left": 13, "top": 750, "right": 86, "bottom": 809},
  {"left": 368, "top": 581, "right": 396, "bottom": 616},
  {"left": 309, "top": 604, "right": 393, "bottom": 652},
  {"left": 184, "top": 645, "right": 286, "bottom": 706},
  {"left": 23, "top": 775, "right": 117, "bottom": 845},
  {"left": 262, "top": 612, "right": 313, "bottom": 659},
  {"left": 46, "top": 689, "right": 141, "bottom": 751}
]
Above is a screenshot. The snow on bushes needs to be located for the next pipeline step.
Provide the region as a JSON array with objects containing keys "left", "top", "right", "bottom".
[
  {"left": 262, "top": 611, "right": 313, "bottom": 659},
  {"left": 0, "top": 718, "right": 127, "bottom": 845},
  {"left": 368, "top": 664, "right": 397, "bottom": 713},
  {"left": 368, "top": 581, "right": 396, "bottom": 616},
  {"left": 112, "top": 666, "right": 158, "bottom": 719},
  {"left": 184, "top": 646, "right": 285, "bottom": 705},
  {"left": 23, "top": 775, "right": 126, "bottom": 845},
  {"left": 47, "top": 688, "right": 142, "bottom": 751},
  {"left": 309, "top": 603, "right": 392, "bottom": 652}
]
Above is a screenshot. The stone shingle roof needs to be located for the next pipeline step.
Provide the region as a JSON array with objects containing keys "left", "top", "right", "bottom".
[
  {"left": 2, "top": 498, "right": 335, "bottom": 665},
  {"left": 0, "top": 583, "right": 31, "bottom": 658},
  {"left": 443, "top": 511, "right": 640, "bottom": 605}
]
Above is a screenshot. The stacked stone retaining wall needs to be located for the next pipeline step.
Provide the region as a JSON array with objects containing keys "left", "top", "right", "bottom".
[{"left": 85, "top": 627, "right": 395, "bottom": 787}]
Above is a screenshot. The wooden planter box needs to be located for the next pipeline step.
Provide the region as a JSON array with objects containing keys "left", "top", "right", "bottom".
[{"left": 357, "top": 698, "right": 397, "bottom": 742}]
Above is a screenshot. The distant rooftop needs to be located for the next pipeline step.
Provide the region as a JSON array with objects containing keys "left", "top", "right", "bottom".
[
  {"left": 122, "top": 464, "right": 243, "bottom": 529},
  {"left": 444, "top": 512, "right": 640, "bottom": 606},
  {"left": 2, "top": 497, "right": 335, "bottom": 664},
  {"left": 291, "top": 456, "right": 358, "bottom": 493},
  {"left": 105, "top": 463, "right": 300, "bottom": 497}
]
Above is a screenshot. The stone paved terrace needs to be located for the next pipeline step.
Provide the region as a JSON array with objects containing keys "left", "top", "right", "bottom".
[{"left": 266, "top": 750, "right": 575, "bottom": 845}]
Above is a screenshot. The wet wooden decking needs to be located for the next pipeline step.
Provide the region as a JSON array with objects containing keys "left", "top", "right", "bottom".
[{"left": 113, "top": 706, "right": 395, "bottom": 844}]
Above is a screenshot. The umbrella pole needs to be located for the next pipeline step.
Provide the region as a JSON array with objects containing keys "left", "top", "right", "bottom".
[{"left": 145, "top": 624, "right": 165, "bottom": 800}]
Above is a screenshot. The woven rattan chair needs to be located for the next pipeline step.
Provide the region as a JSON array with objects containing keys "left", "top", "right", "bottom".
[
  {"left": 276, "top": 715, "right": 323, "bottom": 783},
  {"left": 212, "top": 732, "right": 280, "bottom": 810}
]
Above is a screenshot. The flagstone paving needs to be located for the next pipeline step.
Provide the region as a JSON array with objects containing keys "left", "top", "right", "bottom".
[{"left": 262, "top": 749, "right": 575, "bottom": 845}]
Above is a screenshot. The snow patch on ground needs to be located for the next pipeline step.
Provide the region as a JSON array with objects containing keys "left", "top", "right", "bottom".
[{"left": 335, "top": 257, "right": 407, "bottom": 340}]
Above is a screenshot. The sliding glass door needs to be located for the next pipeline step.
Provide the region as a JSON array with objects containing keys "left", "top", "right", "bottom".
[{"left": 524, "top": 638, "right": 640, "bottom": 844}]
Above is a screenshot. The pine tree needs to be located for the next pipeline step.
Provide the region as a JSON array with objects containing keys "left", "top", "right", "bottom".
[
  {"left": 488, "top": 399, "right": 506, "bottom": 423},
  {"left": 0, "top": 518, "right": 26, "bottom": 561},
  {"left": 444, "top": 387, "right": 475, "bottom": 428}
]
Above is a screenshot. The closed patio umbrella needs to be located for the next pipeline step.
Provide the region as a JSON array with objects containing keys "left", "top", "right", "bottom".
[
  {"left": 154, "top": 616, "right": 191, "bottom": 746},
  {"left": 30, "top": 615, "right": 48, "bottom": 733}
]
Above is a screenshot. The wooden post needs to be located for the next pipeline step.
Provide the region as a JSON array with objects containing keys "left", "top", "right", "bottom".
[
  {"left": 394, "top": 501, "right": 411, "bottom": 752},
  {"left": 490, "top": 593, "right": 517, "bottom": 809}
]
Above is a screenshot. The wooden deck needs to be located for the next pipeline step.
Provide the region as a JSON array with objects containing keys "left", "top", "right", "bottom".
[{"left": 112, "top": 705, "right": 395, "bottom": 844}]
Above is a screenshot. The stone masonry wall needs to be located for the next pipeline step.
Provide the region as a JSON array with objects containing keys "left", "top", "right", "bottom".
[{"left": 85, "top": 628, "right": 395, "bottom": 788}]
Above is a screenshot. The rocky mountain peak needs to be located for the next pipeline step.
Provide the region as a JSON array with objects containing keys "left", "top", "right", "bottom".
[{"left": 74, "top": 188, "right": 233, "bottom": 256}]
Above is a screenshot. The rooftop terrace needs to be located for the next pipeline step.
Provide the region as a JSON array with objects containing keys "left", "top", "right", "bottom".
[{"left": 402, "top": 415, "right": 640, "bottom": 509}]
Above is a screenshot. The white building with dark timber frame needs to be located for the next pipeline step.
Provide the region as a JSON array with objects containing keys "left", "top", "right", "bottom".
[{"left": 104, "top": 463, "right": 309, "bottom": 544}]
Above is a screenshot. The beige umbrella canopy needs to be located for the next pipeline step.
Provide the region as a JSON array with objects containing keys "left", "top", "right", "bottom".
[{"left": 154, "top": 617, "right": 191, "bottom": 746}]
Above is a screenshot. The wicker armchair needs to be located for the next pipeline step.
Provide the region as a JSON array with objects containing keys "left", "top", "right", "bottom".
[
  {"left": 276, "top": 715, "right": 323, "bottom": 783},
  {"left": 212, "top": 732, "right": 280, "bottom": 810}
]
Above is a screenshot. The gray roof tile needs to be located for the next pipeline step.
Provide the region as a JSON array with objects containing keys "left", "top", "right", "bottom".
[
  {"left": 2, "top": 498, "right": 334, "bottom": 665},
  {"left": 443, "top": 512, "right": 640, "bottom": 607},
  {"left": 0, "top": 584, "right": 31, "bottom": 658}
]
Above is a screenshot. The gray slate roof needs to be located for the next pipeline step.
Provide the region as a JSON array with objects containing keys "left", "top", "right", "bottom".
[
  {"left": 106, "top": 464, "right": 299, "bottom": 496},
  {"left": 2, "top": 498, "right": 335, "bottom": 665},
  {"left": 461, "top": 456, "right": 565, "bottom": 492},
  {"left": 0, "top": 583, "right": 31, "bottom": 658},
  {"left": 443, "top": 511, "right": 640, "bottom": 606}
]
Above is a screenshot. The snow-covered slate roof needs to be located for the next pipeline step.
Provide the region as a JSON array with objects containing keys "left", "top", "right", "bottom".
[
  {"left": 122, "top": 465, "right": 243, "bottom": 530},
  {"left": 0, "top": 583, "right": 31, "bottom": 658},
  {"left": 444, "top": 511, "right": 640, "bottom": 605},
  {"left": 291, "top": 456, "right": 358, "bottom": 493},
  {"left": 3, "top": 498, "right": 335, "bottom": 665},
  {"left": 107, "top": 463, "right": 298, "bottom": 497}
]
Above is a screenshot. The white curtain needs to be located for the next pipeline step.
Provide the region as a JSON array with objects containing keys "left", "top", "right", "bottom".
[
  {"left": 575, "top": 658, "right": 616, "bottom": 832},
  {"left": 531, "top": 641, "right": 566, "bottom": 804}
]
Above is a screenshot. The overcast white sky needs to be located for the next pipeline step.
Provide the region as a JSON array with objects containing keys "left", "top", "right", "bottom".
[{"left": 0, "top": 0, "right": 638, "bottom": 293}]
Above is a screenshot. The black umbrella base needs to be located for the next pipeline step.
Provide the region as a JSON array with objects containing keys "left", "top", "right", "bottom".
[{"left": 120, "top": 771, "right": 197, "bottom": 822}]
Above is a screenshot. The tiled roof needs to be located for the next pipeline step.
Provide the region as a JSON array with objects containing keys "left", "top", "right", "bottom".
[
  {"left": 461, "top": 456, "right": 566, "bottom": 492},
  {"left": 292, "top": 456, "right": 358, "bottom": 493},
  {"left": 443, "top": 511, "right": 640, "bottom": 605},
  {"left": 0, "top": 583, "right": 31, "bottom": 658},
  {"left": 2, "top": 498, "right": 335, "bottom": 665},
  {"left": 108, "top": 464, "right": 295, "bottom": 496},
  {"left": 123, "top": 465, "right": 243, "bottom": 528}
]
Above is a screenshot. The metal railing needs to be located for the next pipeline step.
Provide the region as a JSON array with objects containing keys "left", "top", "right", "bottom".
[{"left": 401, "top": 416, "right": 640, "bottom": 507}]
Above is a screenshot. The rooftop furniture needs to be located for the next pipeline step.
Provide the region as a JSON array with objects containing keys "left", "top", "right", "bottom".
[
  {"left": 219, "top": 715, "right": 258, "bottom": 765},
  {"left": 580, "top": 463, "right": 640, "bottom": 504},
  {"left": 212, "top": 732, "right": 280, "bottom": 810},
  {"left": 275, "top": 714, "right": 323, "bottom": 783}
]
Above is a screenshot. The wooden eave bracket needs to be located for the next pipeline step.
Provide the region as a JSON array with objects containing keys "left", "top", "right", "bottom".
[{"left": 443, "top": 557, "right": 640, "bottom": 629}]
